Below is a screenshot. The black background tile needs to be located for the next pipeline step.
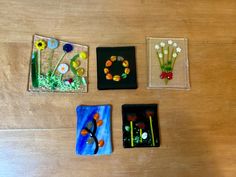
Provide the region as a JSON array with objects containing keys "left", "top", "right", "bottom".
[
  {"left": 122, "top": 104, "right": 160, "bottom": 148},
  {"left": 96, "top": 46, "right": 137, "bottom": 90}
]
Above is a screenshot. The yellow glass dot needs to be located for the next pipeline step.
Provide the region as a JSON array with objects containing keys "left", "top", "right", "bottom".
[
  {"left": 110, "top": 56, "right": 116, "bottom": 62},
  {"left": 104, "top": 68, "right": 109, "bottom": 74},
  {"left": 122, "top": 60, "right": 129, "bottom": 67},
  {"left": 77, "top": 68, "right": 85, "bottom": 76},
  {"left": 80, "top": 52, "right": 87, "bottom": 60},
  {"left": 113, "top": 75, "right": 121, "bottom": 82},
  {"left": 124, "top": 68, "right": 130, "bottom": 74},
  {"left": 72, "top": 60, "right": 80, "bottom": 68}
]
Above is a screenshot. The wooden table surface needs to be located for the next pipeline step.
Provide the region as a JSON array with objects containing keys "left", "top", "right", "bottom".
[{"left": 0, "top": 0, "right": 235, "bottom": 177}]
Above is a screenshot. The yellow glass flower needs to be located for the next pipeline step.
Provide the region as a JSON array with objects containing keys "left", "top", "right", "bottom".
[{"left": 35, "top": 39, "right": 47, "bottom": 51}]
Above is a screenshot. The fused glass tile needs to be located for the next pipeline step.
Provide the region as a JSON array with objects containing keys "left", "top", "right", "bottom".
[
  {"left": 76, "top": 105, "right": 112, "bottom": 155},
  {"left": 96, "top": 46, "right": 137, "bottom": 90},
  {"left": 122, "top": 104, "right": 160, "bottom": 148},
  {"left": 147, "top": 37, "right": 190, "bottom": 90},
  {"left": 28, "top": 34, "right": 88, "bottom": 93}
]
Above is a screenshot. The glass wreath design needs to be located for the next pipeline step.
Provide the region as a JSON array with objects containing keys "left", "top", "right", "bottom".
[{"left": 104, "top": 56, "right": 130, "bottom": 82}]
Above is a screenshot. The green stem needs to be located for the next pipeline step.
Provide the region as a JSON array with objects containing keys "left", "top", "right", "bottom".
[
  {"left": 167, "top": 46, "right": 170, "bottom": 62},
  {"left": 170, "top": 48, "right": 174, "bottom": 63},
  {"left": 164, "top": 78, "right": 169, "bottom": 85},
  {"left": 51, "top": 52, "right": 66, "bottom": 77},
  {"left": 140, "top": 128, "right": 142, "bottom": 143},
  {"left": 48, "top": 49, "right": 54, "bottom": 71},
  {"left": 161, "top": 47, "right": 165, "bottom": 66},
  {"left": 172, "top": 57, "right": 177, "bottom": 69},
  {"left": 172, "top": 52, "right": 178, "bottom": 70},
  {"left": 60, "top": 74, "right": 63, "bottom": 81},
  {"left": 37, "top": 50, "right": 41, "bottom": 79},
  {"left": 149, "top": 116, "right": 155, "bottom": 146},
  {"left": 130, "top": 121, "right": 134, "bottom": 147},
  {"left": 156, "top": 52, "right": 163, "bottom": 70}
]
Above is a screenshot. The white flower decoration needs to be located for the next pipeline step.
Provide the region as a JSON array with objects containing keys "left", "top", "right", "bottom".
[
  {"left": 168, "top": 40, "right": 173, "bottom": 45},
  {"left": 158, "top": 53, "right": 163, "bottom": 58},
  {"left": 160, "top": 42, "right": 165, "bottom": 47},
  {"left": 172, "top": 53, "right": 177, "bottom": 58},
  {"left": 58, "top": 63, "right": 69, "bottom": 74},
  {"left": 164, "top": 49, "right": 168, "bottom": 54},
  {"left": 173, "top": 43, "right": 177, "bottom": 47},
  {"left": 142, "top": 132, "right": 148, "bottom": 140},
  {"left": 176, "top": 47, "right": 182, "bottom": 53},
  {"left": 155, "top": 44, "right": 160, "bottom": 50}
]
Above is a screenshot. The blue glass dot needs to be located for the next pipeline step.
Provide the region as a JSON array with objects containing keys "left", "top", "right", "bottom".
[
  {"left": 63, "top": 43, "right": 73, "bottom": 53},
  {"left": 47, "top": 38, "right": 59, "bottom": 49}
]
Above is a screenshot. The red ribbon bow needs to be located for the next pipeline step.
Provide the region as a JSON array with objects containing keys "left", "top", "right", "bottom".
[{"left": 160, "top": 72, "right": 173, "bottom": 80}]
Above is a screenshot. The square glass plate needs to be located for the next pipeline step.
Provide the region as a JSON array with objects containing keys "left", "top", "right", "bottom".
[
  {"left": 28, "top": 34, "right": 88, "bottom": 93},
  {"left": 96, "top": 46, "right": 137, "bottom": 90}
]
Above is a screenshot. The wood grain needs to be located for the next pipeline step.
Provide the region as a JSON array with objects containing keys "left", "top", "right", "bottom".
[{"left": 0, "top": 0, "right": 235, "bottom": 176}]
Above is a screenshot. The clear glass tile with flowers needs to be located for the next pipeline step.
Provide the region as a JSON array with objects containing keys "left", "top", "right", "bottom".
[
  {"left": 28, "top": 35, "right": 88, "bottom": 93},
  {"left": 147, "top": 37, "right": 190, "bottom": 89},
  {"left": 155, "top": 40, "right": 182, "bottom": 85}
]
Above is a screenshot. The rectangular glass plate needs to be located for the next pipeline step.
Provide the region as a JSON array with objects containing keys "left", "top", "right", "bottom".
[
  {"left": 75, "top": 105, "right": 112, "bottom": 155},
  {"left": 122, "top": 104, "right": 160, "bottom": 148},
  {"left": 147, "top": 37, "right": 190, "bottom": 90}
]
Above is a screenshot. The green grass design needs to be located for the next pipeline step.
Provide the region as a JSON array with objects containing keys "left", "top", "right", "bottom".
[{"left": 38, "top": 72, "right": 83, "bottom": 91}]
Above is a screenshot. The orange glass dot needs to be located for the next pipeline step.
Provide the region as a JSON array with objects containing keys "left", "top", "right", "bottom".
[
  {"left": 106, "top": 73, "right": 113, "bottom": 80},
  {"left": 96, "top": 120, "right": 103, "bottom": 126},
  {"left": 105, "top": 60, "right": 112, "bottom": 67},
  {"left": 93, "top": 113, "right": 99, "bottom": 120},
  {"left": 98, "top": 140, "right": 104, "bottom": 147},
  {"left": 80, "top": 129, "right": 88, "bottom": 136}
]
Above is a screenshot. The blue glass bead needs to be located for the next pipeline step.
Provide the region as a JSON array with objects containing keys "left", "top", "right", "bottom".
[
  {"left": 47, "top": 38, "right": 59, "bottom": 49},
  {"left": 63, "top": 43, "right": 73, "bottom": 53}
]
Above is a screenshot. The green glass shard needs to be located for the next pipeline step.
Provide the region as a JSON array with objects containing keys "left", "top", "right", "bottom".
[
  {"left": 86, "top": 121, "right": 93, "bottom": 129},
  {"left": 121, "top": 73, "right": 127, "bottom": 79},
  {"left": 31, "top": 51, "right": 38, "bottom": 88},
  {"left": 86, "top": 137, "right": 94, "bottom": 144}
]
